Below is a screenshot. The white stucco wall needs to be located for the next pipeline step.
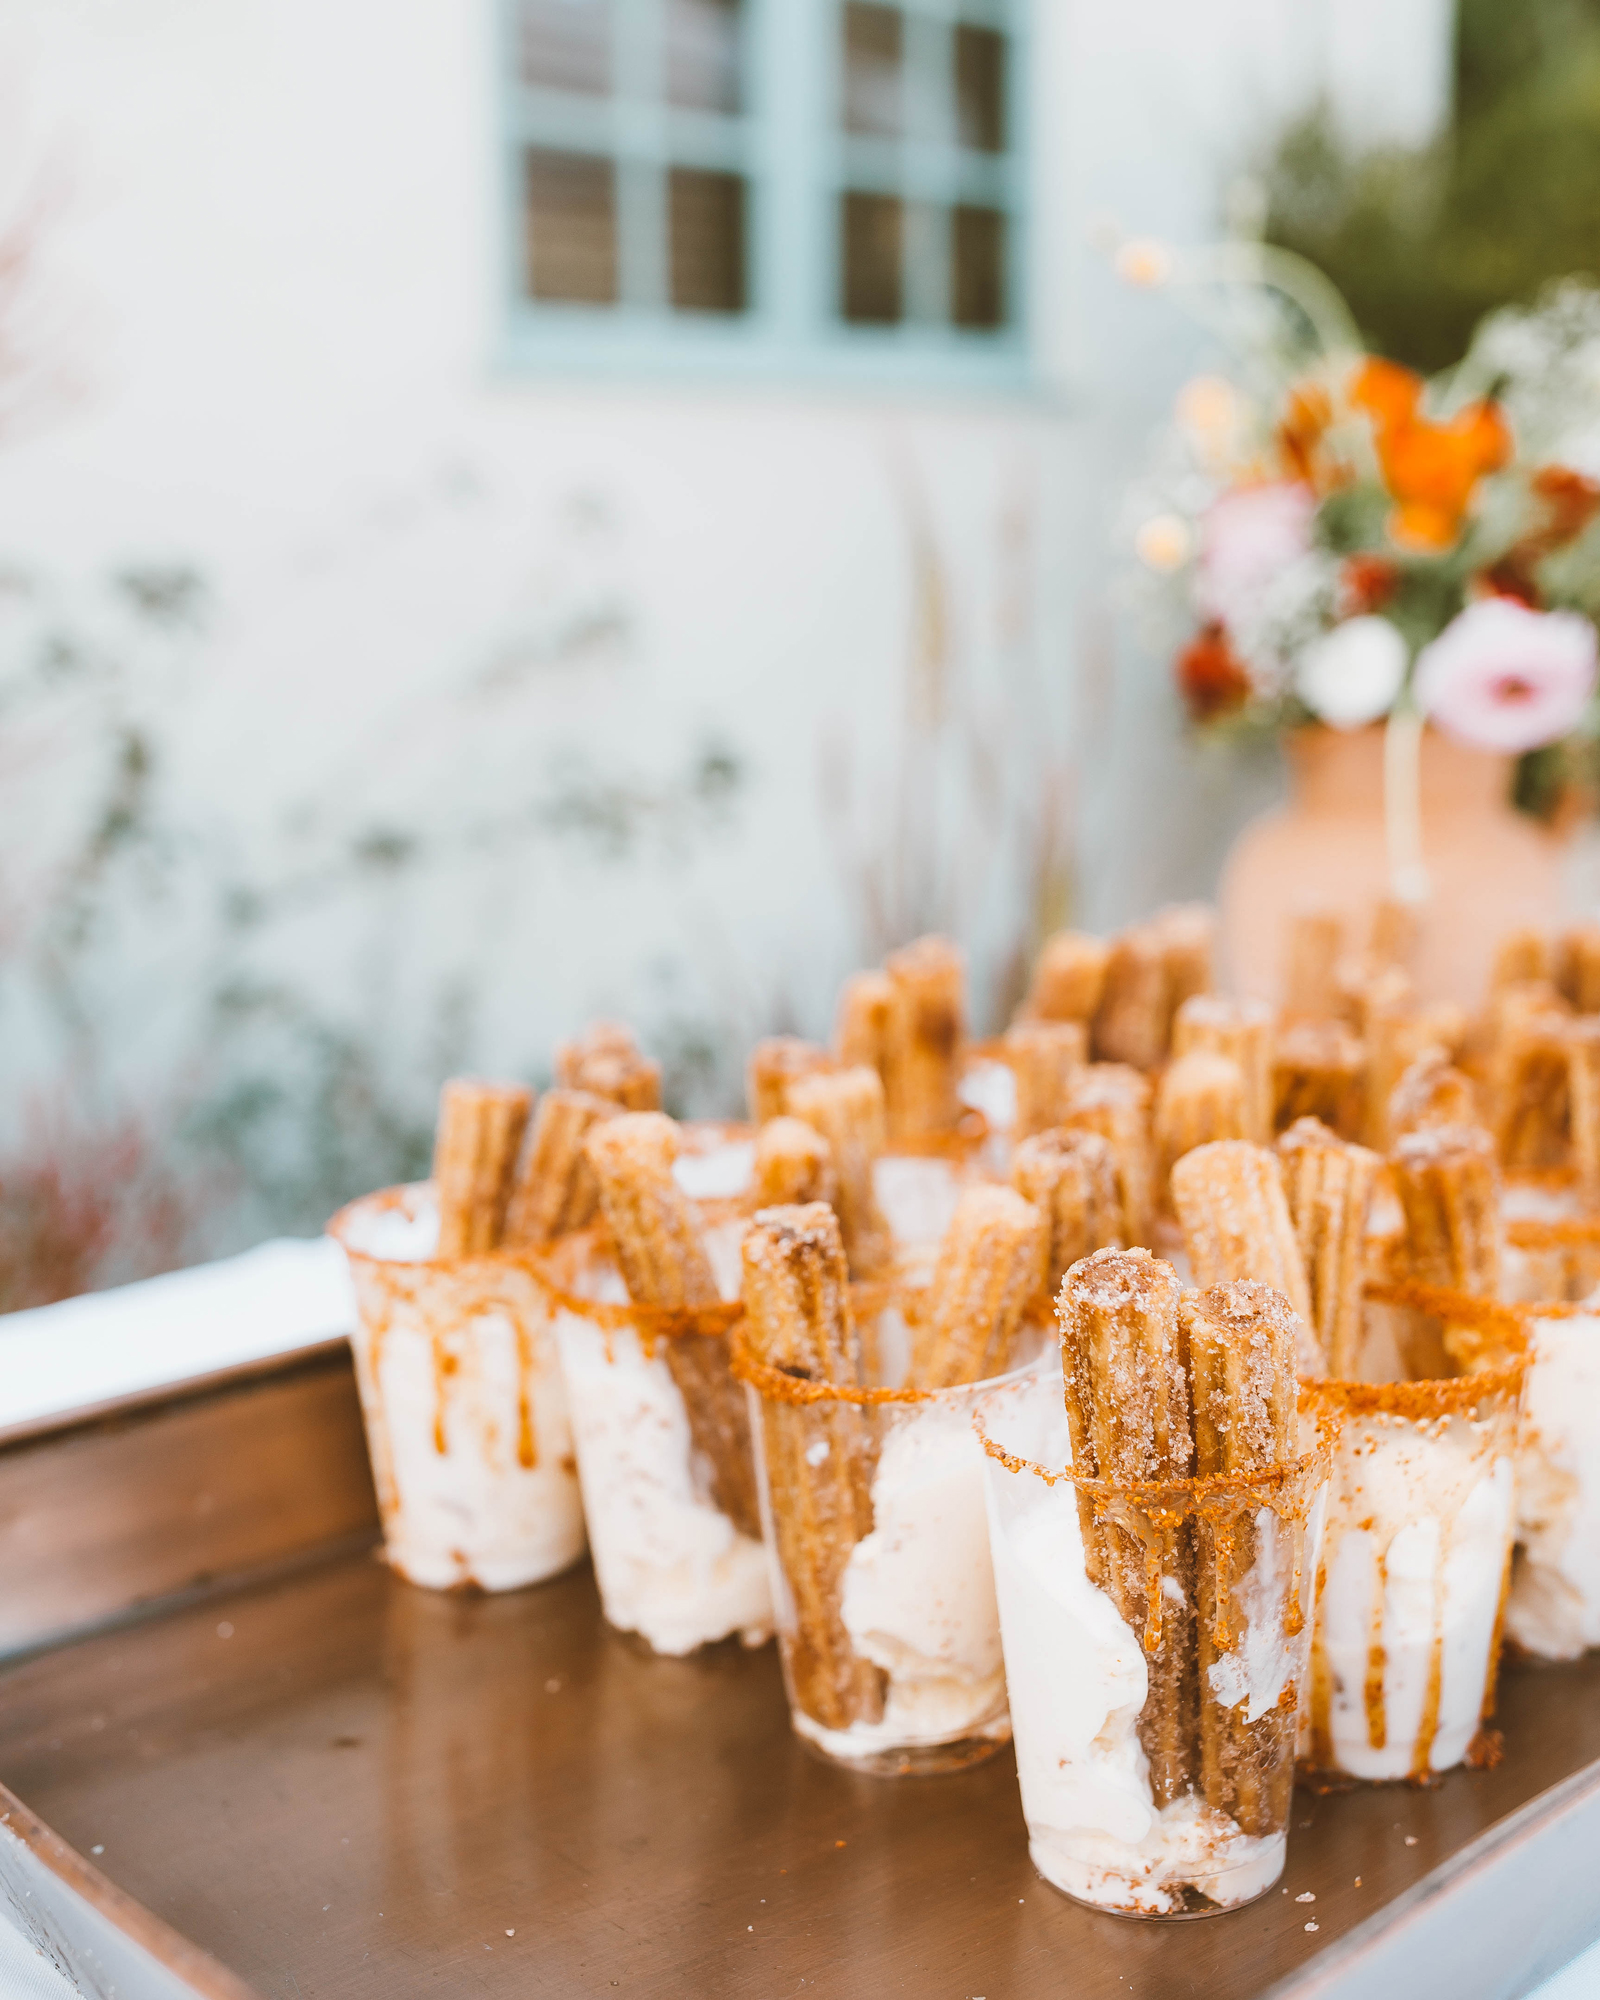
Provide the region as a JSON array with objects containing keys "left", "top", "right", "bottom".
[{"left": 0, "top": 0, "right": 1450, "bottom": 1237}]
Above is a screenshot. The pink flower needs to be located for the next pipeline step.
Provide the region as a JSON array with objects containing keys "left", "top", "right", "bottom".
[
  {"left": 1195, "top": 482, "right": 1315, "bottom": 629},
  {"left": 1414, "top": 598, "right": 1598, "bottom": 753}
]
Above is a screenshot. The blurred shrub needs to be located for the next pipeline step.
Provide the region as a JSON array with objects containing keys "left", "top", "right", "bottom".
[{"left": 1264, "top": 0, "right": 1600, "bottom": 372}]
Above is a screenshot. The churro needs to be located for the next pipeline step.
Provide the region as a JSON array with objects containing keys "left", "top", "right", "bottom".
[
  {"left": 1183, "top": 1281, "right": 1300, "bottom": 1835},
  {"left": 1488, "top": 984, "right": 1571, "bottom": 1168},
  {"left": 1011, "top": 1127, "right": 1125, "bottom": 1293},
  {"left": 1092, "top": 922, "right": 1170, "bottom": 1071},
  {"left": 740, "top": 1204, "right": 883, "bottom": 1733},
  {"left": 834, "top": 970, "right": 895, "bottom": 1074},
  {"left": 1025, "top": 930, "right": 1111, "bottom": 1025},
  {"left": 585, "top": 1112, "right": 760, "bottom": 1537},
  {"left": 1170, "top": 1140, "right": 1312, "bottom": 1327},
  {"left": 1569, "top": 1018, "right": 1600, "bottom": 1190},
  {"left": 1367, "top": 895, "right": 1419, "bottom": 976},
  {"left": 1388, "top": 1050, "right": 1479, "bottom": 1141},
  {"left": 1154, "top": 902, "right": 1217, "bottom": 1017},
  {"left": 1491, "top": 927, "right": 1549, "bottom": 992},
  {"left": 752, "top": 1116, "right": 838, "bottom": 1210},
  {"left": 1057, "top": 1248, "right": 1195, "bottom": 1803},
  {"left": 1271, "top": 1018, "right": 1365, "bottom": 1140},
  {"left": 1154, "top": 1052, "right": 1249, "bottom": 1192},
  {"left": 747, "top": 1036, "right": 835, "bottom": 1125},
  {"left": 1556, "top": 921, "right": 1600, "bottom": 1015},
  {"left": 882, "top": 934, "right": 967, "bottom": 1140},
  {"left": 785, "top": 1065, "right": 893, "bottom": 1279},
  {"left": 915, "top": 1184, "right": 1046, "bottom": 1390},
  {"left": 1390, "top": 1122, "right": 1503, "bottom": 1377},
  {"left": 432, "top": 1078, "right": 533, "bottom": 1259},
  {"left": 502, "top": 1087, "right": 617, "bottom": 1249},
  {"left": 1063, "top": 1063, "right": 1156, "bottom": 1243},
  {"left": 1276, "top": 1119, "right": 1380, "bottom": 1378},
  {"left": 1004, "top": 1019, "right": 1088, "bottom": 1138},
  {"left": 1172, "top": 994, "right": 1275, "bottom": 1143},
  {"left": 556, "top": 1023, "right": 662, "bottom": 1112},
  {"left": 1283, "top": 911, "right": 1344, "bottom": 1019}
]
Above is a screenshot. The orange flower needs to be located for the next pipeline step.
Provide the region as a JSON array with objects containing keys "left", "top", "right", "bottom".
[
  {"left": 1278, "top": 381, "right": 1333, "bottom": 486},
  {"left": 1350, "top": 357, "right": 1511, "bottom": 552},
  {"left": 1175, "top": 623, "right": 1252, "bottom": 722}
]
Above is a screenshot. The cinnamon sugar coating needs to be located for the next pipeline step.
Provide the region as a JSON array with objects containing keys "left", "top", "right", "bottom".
[
  {"left": 752, "top": 1116, "right": 838, "bottom": 1211},
  {"left": 1276, "top": 1118, "right": 1380, "bottom": 1379},
  {"left": 556, "top": 1022, "right": 662, "bottom": 1112},
  {"left": 1170, "top": 1140, "right": 1312, "bottom": 1328},
  {"left": 432, "top": 1077, "right": 533, "bottom": 1259},
  {"left": 1024, "top": 930, "right": 1110, "bottom": 1025},
  {"left": 586, "top": 1112, "right": 760, "bottom": 1538},
  {"left": 1154, "top": 1052, "right": 1249, "bottom": 1193},
  {"left": 882, "top": 934, "right": 967, "bottom": 1140},
  {"left": 785, "top": 1065, "right": 892, "bottom": 1279},
  {"left": 1063, "top": 1062, "right": 1155, "bottom": 1244},
  {"left": 740, "top": 1205, "right": 883, "bottom": 1732},
  {"left": 747, "top": 1036, "right": 835, "bottom": 1125},
  {"left": 916, "top": 1183, "right": 1047, "bottom": 1390},
  {"left": 1272, "top": 1018, "right": 1365, "bottom": 1140},
  {"left": 1003, "top": 1018, "right": 1088, "bottom": 1138},
  {"left": 1172, "top": 994, "right": 1275, "bottom": 1144},
  {"left": 503, "top": 1087, "right": 617, "bottom": 1249},
  {"left": 1011, "top": 1127, "right": 1125, "bottom": 1293}
]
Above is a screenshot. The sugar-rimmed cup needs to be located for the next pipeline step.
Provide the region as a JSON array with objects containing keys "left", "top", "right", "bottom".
[
  {"left": 973, "top": 1367, "right": 1330, "bottom": 1917},
  {"left": 329, "top": 1182, "right": 586, "bottom": 1592},
  {"left": 730, "top": 1279, "right": 1042, "bottom": 1777},
  {"left": 1301, "top": 1279, "right": 1528, "bottom": 1777}
]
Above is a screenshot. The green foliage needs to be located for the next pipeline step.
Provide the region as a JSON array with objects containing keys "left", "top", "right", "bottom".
[{"left": 1264, "top": 0, "right": 1600, "bottom": 372}]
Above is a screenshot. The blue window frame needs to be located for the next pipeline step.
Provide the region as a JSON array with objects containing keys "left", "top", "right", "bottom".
[{"left": 497, "top": 0, "right": 1029, "bottom": 384}]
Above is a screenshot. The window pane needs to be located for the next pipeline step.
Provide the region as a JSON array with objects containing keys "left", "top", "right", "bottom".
[
  {"left": 953, "top": 24, "right": 1006, "bottom": 152},
  {"left": 670, "top": 168, "right": 746, "bottom": 312},
  {"left": 665, "top": 0, "right": 743, "bottom": 113},
  {"left": 951, "top": 204, "right": 1005, "bottom": 328},
  {"left": 841, "top": 191, "right": 903, "bottom": 322},
  {"left": 519, "top": 0, "right": 611, "bottom": 96},
  {"left": 524, "top": 149, "right": 618, "bottom": 303},
  {"left": 843, "top": 4, "right": 902, "bottom": 137}
]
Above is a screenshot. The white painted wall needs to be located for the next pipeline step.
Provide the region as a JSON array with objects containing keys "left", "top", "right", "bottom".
[{"left": 0, "top": 0, "right": 1450, "bottom": 1240}]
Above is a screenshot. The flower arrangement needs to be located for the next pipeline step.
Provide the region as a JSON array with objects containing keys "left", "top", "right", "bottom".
[{"left": 1132, "top": 276, "right": 1600, "bottom": 820}]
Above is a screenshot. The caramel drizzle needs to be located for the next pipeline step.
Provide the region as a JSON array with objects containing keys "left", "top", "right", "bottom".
[
  {"left": 1308, "top": 1559, "right": 1334, "bottom": 1772},
  {"left": 1411, "top": 1557, "right": 1448, "bottom": 1778},
  {"left": 1364, "top": 1552, "right": 1388, "bottom": 1753},
  {"left": 515, "top": 1318, "right": 538, "bottom": 1470}
]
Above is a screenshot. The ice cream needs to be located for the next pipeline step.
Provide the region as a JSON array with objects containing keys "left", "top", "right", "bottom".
[
  {"left": 823, "top": 1390, "right": 1008, "bottom": 1755},
  {"left": 1306, "top": 1402, "right": 1517, "bottom": 1777},
  {"left": 548, "top": 1223, "right": 771, "bottom": 1656},
  {"left": 1509, "top": 1303, "right": 1600, "bottom": 1659},
  {"left": 980, "top": 1369, "right": 1308, "bottom": 1914},
  {"left": 332, "top": 1183, "right": 586, "bottom": 1592}
]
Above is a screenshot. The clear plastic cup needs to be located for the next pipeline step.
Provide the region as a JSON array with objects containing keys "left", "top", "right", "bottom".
[
  {"left": 1511, "top": 1294, "right": 1600, "bottom": 1659},
  {"left": 540, "top": 1215, "right": 773, "bottom": 1658},
  {"left": 1303, "top": 1283, "right": 1527, "bottom": 1778},
  {"left": 975, "top": 1365, "right": 1329, "bottom": 1918},
  {"left": 732, "top": 1289, "right": 1038, "bottom": 1777},
  {"left": 330, "top": 1183, "right": 586, "bottom": 1592}
]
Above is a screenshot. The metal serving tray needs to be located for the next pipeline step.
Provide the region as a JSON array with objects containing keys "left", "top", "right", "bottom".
[{"left": 1, "top": 1347, "right": 1597, "bottom": 2000}]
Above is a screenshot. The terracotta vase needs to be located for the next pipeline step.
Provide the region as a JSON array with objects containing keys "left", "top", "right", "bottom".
[{"left": 1219, "top": 726, "right": 1567, "bottom": 1007}]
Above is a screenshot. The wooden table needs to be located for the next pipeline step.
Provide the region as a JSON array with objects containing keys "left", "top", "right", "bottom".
[{"left": 4, "top": 1543, "right": 1600, "bottom": 2000}]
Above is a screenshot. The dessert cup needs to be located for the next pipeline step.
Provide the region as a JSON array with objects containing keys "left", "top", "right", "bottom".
[
  {"left": 1511, "top": 1298, "right": 1600, "bottom": 1659},
  {"left": 1302, "top": 1284, "right": 1527, "bottom": 1777},
  {"left": 330, "top": 1183, "right": 586, "bottom": 1592},
  {"left": 975, "top": 1365, "right": 1329, "bottom": 1918},
  {"left": 540, "top": 1213, "right": 772, "bottom": 1658},
  {"left": 733, "top": 1289, "right": 1041, "bottom": 1777}
]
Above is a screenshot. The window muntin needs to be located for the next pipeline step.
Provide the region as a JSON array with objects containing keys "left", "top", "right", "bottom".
[{"left": 504, "top": 0, "right": 1025, "bottom": 376}]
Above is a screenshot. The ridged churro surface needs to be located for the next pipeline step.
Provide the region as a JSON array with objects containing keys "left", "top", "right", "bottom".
[
  {"left": 1063, "top": 1063, "right": 1154, "bottom": 1243},
  {"left": 1275, "top": 1119, "right": 1378, "bottom": 1379},
  {"left": 1012, "top": 1127, "right": 1124, "bottom": 1292},
  {"left": 741, "top": 1205, "right": 884, "bottom": 1732},
  {"left": 1172, "top": 994, "right": 1274, "bottom": 1143},
  {"left": 503, "top": 1087, "right": 616, "bottom": 1249},
  {"left": 752, "top": 1116, "right": 838, "bottom": 1211},
  {"left": 1025, "top": 930, "right": 1110, "bottom": 1024},
  {"left": 433, "top": 1078, "right": 533, "bottom": 1259},
  {"left": 882, "top": 935, "right": 967, "bottom": 1139},
  {"left": 1170, "top": 1140, "right": 1312, "bottom": 1327},
  {"left": 917, "top": 1184, "right": 1046, "bottom": 1389},
  {"left": 785, "top": 1065, "right": 892, "bottom": 1278},
  {"left": 1154, "top": 1052, "right": 1248, "bottom": 1192},
  {"left": 747, "top": 1037, "right": 834, "bottom": 1125},
  {"left": 1004, "top": 1019, "right": 1087, "bottom": 1138}
]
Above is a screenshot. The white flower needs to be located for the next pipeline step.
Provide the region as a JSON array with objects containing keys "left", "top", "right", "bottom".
[
  {"left": 1296, "top": 617, "right": 1408, "bottom": 729},
  {"left": 1195, "top": 483, "right": 1315, "bottom": 632},
  {"left": 1414, "top": 597, "right": 1598, "bottom": 753}
]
